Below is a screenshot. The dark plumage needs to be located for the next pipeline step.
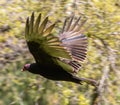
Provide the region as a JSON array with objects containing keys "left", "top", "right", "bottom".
[
  {"left": 22, "top": 12, "right": 97, "bottom": 86},
  {"left": 27, "top": 63, "right": 82, "bottom": 84}
]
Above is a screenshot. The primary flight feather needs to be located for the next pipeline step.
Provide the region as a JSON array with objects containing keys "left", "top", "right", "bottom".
[{"left": 22, "top": 12, "right": 89, "bottom": 84}]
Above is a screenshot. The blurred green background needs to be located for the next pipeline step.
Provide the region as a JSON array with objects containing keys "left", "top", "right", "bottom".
[{"left": 0, "top": 0, "right": 120, "bottom": 105}]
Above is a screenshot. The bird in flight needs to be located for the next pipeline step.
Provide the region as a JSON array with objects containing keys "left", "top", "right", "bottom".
[{"left": 22, "top": 12, "right": 97, "bottom": 86}]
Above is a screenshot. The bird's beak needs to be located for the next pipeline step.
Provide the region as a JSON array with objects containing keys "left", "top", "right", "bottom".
[{"left": 21, "top": 68, "right": 25, "bottom": 72}]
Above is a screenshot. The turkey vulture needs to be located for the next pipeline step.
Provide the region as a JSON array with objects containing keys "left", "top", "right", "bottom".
[{"left": 22, "top": 12, "right": 97, "bottom": 86}]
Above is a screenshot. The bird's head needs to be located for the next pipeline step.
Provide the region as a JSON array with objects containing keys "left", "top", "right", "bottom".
[
  {"left": 22, "top": 63, "right": 40, "bottom": 74},
  {"left": 22, "top": 64, "right": 31, "bottom": 71}
]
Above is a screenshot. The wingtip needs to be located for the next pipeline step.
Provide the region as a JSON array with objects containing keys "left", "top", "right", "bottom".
[
  {"left": 26, "top": 17, "right": 29, "bottom": 23},
  {"left": 31, "top": 12, "right": 35, "bottom": 21},
  {"left": 62, "top": 17, "right": 68, "bottom": 33},
  {"left": 32, "top": 11, "right": 34, "bottom": 16},
  {"left": 25, "top": 17, "right": 29, "bottom": 38},
  {"left": 66, "top": 16, "right": 74, "bottom": 31},
  {"left": 31, "top": 12, "right": 34, "bottom": 20},
  {"left": 38, "top": 13, "right": 42, "bottom": 18},
  {"left": 26, "top": 17, "right": 29, "bottom": 28},
  {"left": 45, "top": 16, "right": 49, "bottom": 20},
  {"left": 33, "top": 13, "right": 41, "bottom": 33},
  {"left": 38, "top": 15, "right": 49, "bottom": 34}
]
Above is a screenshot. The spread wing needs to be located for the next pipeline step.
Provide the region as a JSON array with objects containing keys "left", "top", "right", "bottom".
[
  {"left": 25, "top": 12, "right": 72, "bottom": 63},
  {"left": 25, "top": 12, "right": 88, "bottom": 73},
  {"left": 56, "top": 16, "right": 88, "bottom": 73}
]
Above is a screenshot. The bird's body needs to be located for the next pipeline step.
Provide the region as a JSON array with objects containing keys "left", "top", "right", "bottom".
[
  {"left": 22, "top": 12, "right": 97, "bottom": 86},
  {"left": 28, "top": 63, "right": 81, "bottom": 84},
  {"left": 27, "top": 41, "right": 82, "bottom": 84}
]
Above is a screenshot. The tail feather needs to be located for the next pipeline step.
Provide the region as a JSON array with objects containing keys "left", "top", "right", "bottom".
[{"left": 71, "top": 76, "right": 98, "bottom": 86}]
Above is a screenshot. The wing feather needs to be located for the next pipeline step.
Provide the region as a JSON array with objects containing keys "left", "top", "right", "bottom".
[
  {"left": 29, "top": 12, "right": 34, "bottom": 34},
  {"left": 43, "top": 23, "right": 56, "bottom": 36},
  {"left": 58, "top": 16, "right": 88, "bottom": 73},
  {"left": 25, "top": 17, "right": 29, "bottom": 40},
  {"left": 69, "top": 16, "right": 81, "bottom": 31},
  {"left": 25, "top": 12, "right": 72, "bottom": 63},
  {"left": 34, "top": 13, "right": 41, "bottom": 33},
  {"left": 25, "top": 12, "right": 88, "bottom": 73},
  {"left": 39, "top": 17, "right": 48, "bottom": 34}
]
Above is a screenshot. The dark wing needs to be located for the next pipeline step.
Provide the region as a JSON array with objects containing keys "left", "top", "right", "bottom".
[
  {"left": 25, "top": 12, "right": 88, "bottom": 73},
  {"left": 25, "top": 12, "right": 72, "bottom": 63},
  {"left": 57, "top": 16, "right": 88, "bottom": 73}
]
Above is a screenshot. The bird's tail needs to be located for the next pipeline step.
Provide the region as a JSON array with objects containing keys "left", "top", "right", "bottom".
[{"left": 72, "top": 76, "right": 98, "bottom": 87}]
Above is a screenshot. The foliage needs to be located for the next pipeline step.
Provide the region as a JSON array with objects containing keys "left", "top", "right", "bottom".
[{"left": 0, "top": 0, "right": 120, "bottom": 105}]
